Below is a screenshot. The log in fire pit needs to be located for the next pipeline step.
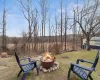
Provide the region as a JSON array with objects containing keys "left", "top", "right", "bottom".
[{"left": 41, "top": 52, "right": 55, "bottom": 69}]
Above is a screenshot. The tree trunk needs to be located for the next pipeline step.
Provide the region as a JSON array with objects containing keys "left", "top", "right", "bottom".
[{"left": 86, "top": 36, "right": 90, "bottom": 51}]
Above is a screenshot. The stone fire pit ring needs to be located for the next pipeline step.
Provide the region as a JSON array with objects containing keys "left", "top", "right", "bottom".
[{"left": 40, "top": 62, "right": 59, "bottom": 73}]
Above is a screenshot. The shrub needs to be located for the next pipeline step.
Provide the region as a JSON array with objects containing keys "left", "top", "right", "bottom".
[{"left": 49, "top": 43, "right": 63, "bottom": 54}]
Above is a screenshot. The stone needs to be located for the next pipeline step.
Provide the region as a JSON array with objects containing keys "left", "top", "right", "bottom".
[
  {"left": 57, "top": 66, "right": 59, "bottom": 69},
  {"left": 50, "top": 67, "right": 53, "bottom": 71},
  {"left": 54, "top": 62, "right": 59, "bottom": 64},
  {"left": 40, "top": 61, "right": 60, "bottom": 72},
  {"left": 55, "top": 67, "right": 57, "bottom": 70},
  {"left": 48, "top": 69, "right": 51, "bottom": 72},
  {"left": 40, "top": 66, "right": 42, "bottom": 71},
  {"left": 43, "top": 68, "right": 48, "bottom": 73},
  {"left": 52, "top": 68, "right": 55, "bottom": 71},
  {"left": 1, "top": 52, "right": 8, "bottom": 58}
]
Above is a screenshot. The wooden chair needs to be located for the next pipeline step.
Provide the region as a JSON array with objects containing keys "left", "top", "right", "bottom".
[
  {"left": 67, "top": 51, "right": 99, "bottom": 80},
  {"left": 14, "top": 50, "right": 39, "bottom": 80}
]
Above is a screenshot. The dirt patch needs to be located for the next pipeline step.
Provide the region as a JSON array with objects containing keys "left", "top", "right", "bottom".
[
  {"left": 0, "top": 66, "right": 8, "bottom": 70},
  {"left": 0, "top": 62, "right": 8, "bottom": 66},
  {"left": 62, "top": 56, "right": 69, "bottom": 59}
]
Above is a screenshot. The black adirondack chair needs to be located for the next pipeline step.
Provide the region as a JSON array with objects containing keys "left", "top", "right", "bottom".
[
  {"left": 67, "top": 51, "right": 99, "bottom": 80},
  {"left": 14, "top": 50, "right": 39, "bottom": 80}
]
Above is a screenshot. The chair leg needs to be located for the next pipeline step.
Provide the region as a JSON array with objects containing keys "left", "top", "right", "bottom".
[
  {"left": 17, "top": 69, "right": 22, "bottom": 77},
  {"left": 36, "top": 63, "right": 40, "bottom": 75},
  {"left": 34, "top": 61, "right": 39, "bottom": 75},
  {"left": 22, "top": 73, "right": 27, "bottom": 80},
  {"left": 36, "top": 67, "right": 39, "bottom": 75},
  {"left": 67, "top": 67, "right": 71, "bottom": 80},
  {"left": 89, "top": 76, "right": 93, "bottom": 80}
]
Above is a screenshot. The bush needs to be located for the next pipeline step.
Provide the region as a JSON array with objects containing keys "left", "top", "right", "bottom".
[{"left": 49, "top": 43, "right": 63, "bottom": 54}]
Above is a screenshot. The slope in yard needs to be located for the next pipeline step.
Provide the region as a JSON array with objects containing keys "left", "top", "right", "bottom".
[{"left": 0, "top": 50, "right": 99, "bottom": 80}]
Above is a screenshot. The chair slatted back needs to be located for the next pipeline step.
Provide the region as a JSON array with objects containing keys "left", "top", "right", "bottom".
[
  {"left": 92, "top": 51, "right": 99, "bottom": 68},
  {"left": 14, "top": 50, "right": 22, "bottom": 68}
]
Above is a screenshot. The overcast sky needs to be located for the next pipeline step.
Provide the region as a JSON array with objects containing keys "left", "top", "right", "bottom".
[{"left": 0, "top": 0, "right": 84, "bottom": 37}]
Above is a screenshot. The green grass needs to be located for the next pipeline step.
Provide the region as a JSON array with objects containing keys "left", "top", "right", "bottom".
[{"left": 0, "top": 50, "right": 100, "bottom": 80}]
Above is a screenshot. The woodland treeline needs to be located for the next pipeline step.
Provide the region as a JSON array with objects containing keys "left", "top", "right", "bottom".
[{"left": 1, "top": 0, "right": 100, "bottom": 55}]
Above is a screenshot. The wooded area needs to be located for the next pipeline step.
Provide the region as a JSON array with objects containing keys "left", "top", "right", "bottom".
[{"left": 0, "top": 0, "right": 100, "bottom": 55}]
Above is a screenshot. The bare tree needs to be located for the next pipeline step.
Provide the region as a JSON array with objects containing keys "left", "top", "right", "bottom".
[
  {"left": 60, "top": 0, "right": 63, "bottom": 43},
  {"left": 2, "top": 0, "right": 7, "bottom": 52},
  {"left": 64, "top": 8, "right": 68, "bottom": 51},
  {"left": 21, "top": 30, "right": 27, "bottom": 53},
  {"left": 75, "top": 0, "right": 100, "bottom": 50},
  {"left": 48, "top": 16, "right": 51, "bottom": 45},
  {"left": 55, "top": 13, "right": 58, "bottom": 47},
  {"left": 40, "top": 0, "right": 49, "bottom": 52},
  {"left": 72, "top": 10, "right": 77, "bottom": 50},
  {"left": 12, "top": 37, "right": 18, "bottom": 50},
  {"left": 33, "top": 9, "right": 38, "bottom": 52},
  {"left": 18, "top": 0, "right": 36, "bottom": 54},
  {"left": 48, "top": 15, "right": 52, "bottom": 52}
]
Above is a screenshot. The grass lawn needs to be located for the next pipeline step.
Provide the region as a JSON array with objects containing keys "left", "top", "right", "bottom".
[{"left": 0, "top": 50, "right": 100, "bottom": 80}]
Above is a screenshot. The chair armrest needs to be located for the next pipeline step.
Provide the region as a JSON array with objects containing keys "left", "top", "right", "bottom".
[
  {"left": 20, "top": 58, "right": 31, "bottom": 62},
  {"left": 71, "top": 63, "right": 95, "bottom": 72},
  {"left": 76, "top": 59, "right": 94, "bottom": 64}
]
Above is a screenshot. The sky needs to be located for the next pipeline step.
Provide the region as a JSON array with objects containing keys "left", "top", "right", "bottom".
[{"left": 0, "top": 0, "right": 84, "bottom": 37}]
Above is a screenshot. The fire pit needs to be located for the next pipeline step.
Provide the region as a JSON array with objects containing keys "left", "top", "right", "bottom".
[
  {"left": 41, "top": 52, "right": 55, "bottom": 69},
  {"left": 41, "top": 60, "right": 54, "bottom": 69},
  {"left": 30, "top": 52, "right": 59, "bottom": 73},
  {"left": 40, "top": 52, "right": 59, "bottom": 73}
]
